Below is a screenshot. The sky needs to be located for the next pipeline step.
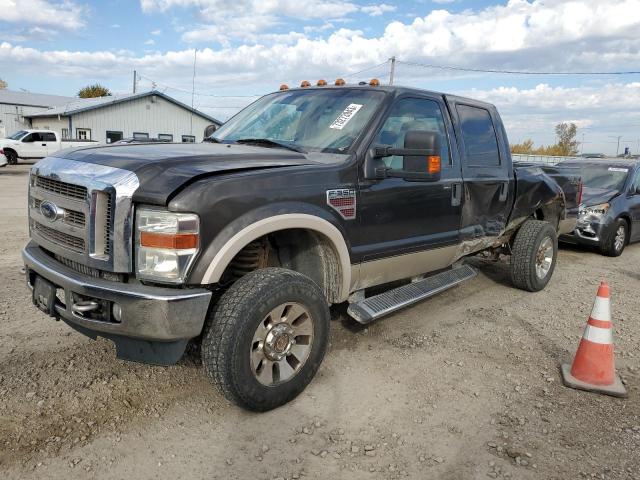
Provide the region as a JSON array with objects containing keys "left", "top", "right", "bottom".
[{"left": 1, "top": 0, "right": 640, "bottom": 154}]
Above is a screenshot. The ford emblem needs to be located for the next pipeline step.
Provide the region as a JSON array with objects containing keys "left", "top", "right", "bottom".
[{"left": 40, "top": 201, "right": 62, "bottom": 222}]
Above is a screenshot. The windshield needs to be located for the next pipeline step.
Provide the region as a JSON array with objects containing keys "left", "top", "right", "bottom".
[
  {"left": 212, "top": 88, "right": 386, "bottom": 153},
  {"left": 7, "top": 130, "right": 28, "bottom": 140},
  {"left": 570, "top": 164, "right": 630, "bottom": 191}
]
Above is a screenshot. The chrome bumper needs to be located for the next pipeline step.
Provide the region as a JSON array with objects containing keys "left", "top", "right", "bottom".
[{"left": 22, "top": 242, "right": 212, "bottom": 343}]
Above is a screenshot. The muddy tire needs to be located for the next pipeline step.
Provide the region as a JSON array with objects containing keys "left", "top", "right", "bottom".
[
  {"left": 599, "top": 218, "right": 628, "bottom": 257},
  {"left": 201, "top": 267, "right": 330, "bottom": 411},
  {"left": 510, "top": 220, "right": 558, "bottom": 292}
]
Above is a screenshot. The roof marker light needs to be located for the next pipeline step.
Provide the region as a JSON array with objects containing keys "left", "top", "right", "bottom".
[
  {"left": 300, "top": 80, "right": 311, "bottom": 87},
  {"left": 317, "top": 79, "right": 327, "bottom": 86},
  {"left": 335, "top": 78, "right": 346, "bottom": 86},
  {"left": 369, "top": 78, "right": 380, "bottom": 86},
  {"left": 279, "top": 84, "right": 289, "bottom": 91}
]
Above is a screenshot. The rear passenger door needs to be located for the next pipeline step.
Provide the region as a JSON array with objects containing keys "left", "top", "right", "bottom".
[
  {"left": 447, "top": 99, "right": 514, "bottom": 242},
  {"left": 42, "top": 132, "right": 57, "bottom": 156}
]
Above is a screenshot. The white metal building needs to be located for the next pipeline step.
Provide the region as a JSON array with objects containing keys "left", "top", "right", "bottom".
[
  {"left": 0, "top": 90, "right": 74, "bottom": 138},
  {"left": 25, "top": 91, "right": 221, "bottom": 144}
]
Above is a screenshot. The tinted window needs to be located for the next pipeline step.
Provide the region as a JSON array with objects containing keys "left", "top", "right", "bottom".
[
  {"left": 374, "top": 98, "right": 450, "bottom": 169},
  {"left": 457, "top": 105, "right": 500, "bottom": 166},
  {"left": 43, "top": 132, "right": 56, "bottom": 142}
]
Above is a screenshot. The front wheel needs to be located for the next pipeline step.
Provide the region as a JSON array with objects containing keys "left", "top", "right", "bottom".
[
  {"left": 510, "top": 220, "right": 558, "bottom": 292},
  {"left": 201, "top": 268, "right": 330, "bottom": 411},
  {"left": 599, "top": 218, "right": 627, "bottom": 257},
  {"left": 5, "top": 151, "right": 17, "bottom": 165}
]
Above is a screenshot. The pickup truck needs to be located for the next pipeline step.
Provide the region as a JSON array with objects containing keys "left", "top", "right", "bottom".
[
  {"left": 22, "top": 83, "right": 581, "bottom": 411},
  {"left": 0, "top": 129, "right": 96, "bottom": 166}
]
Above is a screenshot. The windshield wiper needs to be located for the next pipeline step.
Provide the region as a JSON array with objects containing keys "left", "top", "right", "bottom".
[{"left": 235, "top": 138, "right": 306, "bottom": 154}]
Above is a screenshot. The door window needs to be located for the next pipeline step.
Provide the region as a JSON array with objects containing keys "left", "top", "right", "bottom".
[
  {"left": 632, "top": 168, "right": 640, "bottom": 193},
  {"left": 456, "top": 104, "right": 500, "bottom": 166},
  {"left": 76, "top": 128, "right": 91, "bottom": 140},
  {"left": 373, "top": 98, "right": 450, "bottom": 169},
  {"left": 43, "top": 132, "right": 56, "bottom": 142}
]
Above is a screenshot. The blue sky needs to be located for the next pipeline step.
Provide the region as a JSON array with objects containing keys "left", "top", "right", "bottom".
[{"left": 1, "top": 0, "right": 640, "bottom": 154}]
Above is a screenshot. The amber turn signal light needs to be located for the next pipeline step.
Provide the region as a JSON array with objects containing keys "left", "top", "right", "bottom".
[
  {"left": 140, "top": 231, "right": 198, "bottom": 249},
  {"left": 428, "top": 156, "right": 441, "bottom": 174},
  {"left": 335, "top": 78, "right": 346, "bottom": 86},
  {"left": 300, "top": 80, "right": 311, "bottom": 87},
  {"left": 369, "top": 78, "right": 380, "bottom": 86}
]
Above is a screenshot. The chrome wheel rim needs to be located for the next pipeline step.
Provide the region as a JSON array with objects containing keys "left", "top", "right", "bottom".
[
  {"left": 535, "top": 237, "right": 554, "bottom": 279},
  {"left": 614, "top": 226, "right": 626, "bottom": 252},
  {"left": 250, "top": 302, "right": 314, "bottom": 386}
]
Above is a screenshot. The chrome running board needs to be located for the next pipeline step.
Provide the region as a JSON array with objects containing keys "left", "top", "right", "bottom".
[{"left": 347, "top": 265, "right": 476, "bottom": 324}]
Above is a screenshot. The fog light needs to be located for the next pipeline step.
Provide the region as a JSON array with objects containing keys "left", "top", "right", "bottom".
[{"left": 112, "top": 303, "right": 122, "bottom": 322}]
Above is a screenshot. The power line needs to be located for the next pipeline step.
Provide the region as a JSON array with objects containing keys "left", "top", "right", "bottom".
[
  {"left": 137, "top": 74, "right": 262, "bottom": 97},
  {"left": 396, "top": 60, "right": 640, "bottom": 76},
  {"left": 341, "top": 60, "right": 390, "bottom": 79}
]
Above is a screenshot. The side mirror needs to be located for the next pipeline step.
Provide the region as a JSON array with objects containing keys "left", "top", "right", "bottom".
[
  {"left": 204, "top": 124, "right": 217, "bottom": 138},
  {"left": 371, "top": 130, "right": 442, "bottom": 181}
]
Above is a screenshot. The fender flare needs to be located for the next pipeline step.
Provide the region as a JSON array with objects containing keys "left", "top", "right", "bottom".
[{"left": 200, "top": 213, "right": 352, "bottom": 302}]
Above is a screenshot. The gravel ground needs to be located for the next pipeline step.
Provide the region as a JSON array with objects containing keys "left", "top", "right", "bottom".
[{"left": 0, "top": 164, "right": 638, "bottom": 480}]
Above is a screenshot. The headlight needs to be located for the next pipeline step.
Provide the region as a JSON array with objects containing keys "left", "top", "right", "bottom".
[
  {"left": 136, "top": 207, "right": 199, "bottom": 284},
  {"left": 579, "top": 203, "right": 610, "bottom": 218}
]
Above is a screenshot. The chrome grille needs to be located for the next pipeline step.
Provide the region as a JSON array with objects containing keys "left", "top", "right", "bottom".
[
  {"left": 35, "top": 175, "right": 87, "bottom": 200},
  {"left": 33, "top": 198, "right": 85, "bottom": 227},
  {"left": 33, "top": 221, "right": 85, "bottom": 253}
]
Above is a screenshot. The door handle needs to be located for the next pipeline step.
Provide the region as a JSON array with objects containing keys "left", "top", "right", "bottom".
[
  {"left": 41, "top": 143, "right": 46, "bottom": 146},
  {"left": 499, "top": 181, "right": 509, "bottom": 202},
  {"left": 451, "top": 182, "right": 462, "bottom": 207}
]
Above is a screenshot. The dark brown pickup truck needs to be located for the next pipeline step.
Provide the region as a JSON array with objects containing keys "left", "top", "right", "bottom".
[{"left": 23, "top": 83, "right": 581, "bottom": 410}]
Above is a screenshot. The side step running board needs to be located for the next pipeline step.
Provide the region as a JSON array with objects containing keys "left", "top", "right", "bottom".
[{"left": 347, "top": 265, "right": 476, "bottom": 324}]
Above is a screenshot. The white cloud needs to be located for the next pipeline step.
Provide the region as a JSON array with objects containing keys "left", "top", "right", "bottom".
[
  {"left": 150, "top": 29, "right": 162, "bottom": 35},
  {"left": 361, "top": 4, "right": 396, "bottom": 16},
  {"left": 144, "top": 39, "right": 156, "bottom": 45},
  {"left": 0, "top": 0, "right": 87, "bottom": 30}
]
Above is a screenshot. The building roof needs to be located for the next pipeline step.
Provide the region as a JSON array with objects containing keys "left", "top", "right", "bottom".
[
  {"left": 0, "top": 89, "right": 75, "bottom": 108},
  {"left": 24, "top": 90, "right": 222, "bottom": 125}
]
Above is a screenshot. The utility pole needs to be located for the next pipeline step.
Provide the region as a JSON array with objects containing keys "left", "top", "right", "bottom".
[
  {"left": 132, "top": 70, "right": 137, "bottom": 94},
  {"left": 389, "top": 56, "right": 396, "bottom": 86},
  {"left": 609, "top": 135, "right": 622, "bottom": 156},
  {"left": 190, "top": 50, "right": 197, "bottom": 135}
]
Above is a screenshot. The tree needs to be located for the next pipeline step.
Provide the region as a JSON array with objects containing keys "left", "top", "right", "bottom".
[
  {"left": 554, "top": 122, "right": 579, "bottom": 156},
  {"left": 510, "top": 139, "right": 535, "bottom": 154},
  {"left": 0, "top": 78, "right": 7, "bottom": 89},
  {"left": 78, "top": 84, "right": 111, "bottom": 98}
]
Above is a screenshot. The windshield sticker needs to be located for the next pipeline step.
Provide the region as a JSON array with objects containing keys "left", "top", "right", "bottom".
[
  {"left": 329, "top": 104, "right": 363, "bottom": 130},
  {"left": 608, "top": 167, "right": 628, "bottom": 172}
]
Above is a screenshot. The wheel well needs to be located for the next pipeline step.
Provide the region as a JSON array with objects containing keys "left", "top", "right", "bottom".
[
  {"left": 534, "top": 206, "right": 560, "bottom": 229},
  {"left": 619, "top": 214, "right": 632, "bottom": 240},
  {"left": 220, "top": 228, "right": 342, "bottom": 304},
  {"left": 3, "top": 148, "right": 16, "bottom": 156}
]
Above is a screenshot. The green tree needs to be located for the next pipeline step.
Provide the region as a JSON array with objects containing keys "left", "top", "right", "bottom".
[
  {"left": 78, "top": 84, "right": 111, "bottom": 98},
  {"left": 0, "top": 78, "right": 7, "bottom": 89}
]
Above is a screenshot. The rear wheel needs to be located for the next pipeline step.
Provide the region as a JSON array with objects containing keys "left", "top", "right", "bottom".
[
  {"left": 5, "top": 150, "right": 17, "bottom": 165},
  {"left": 201, "top": 268, "right": 330, "bottom": 411},
  {"left": 600, "top": 218, "right": 628, "bottom": 257},
  {"left": 510, "top": 220, "right": 558, "bottom": 292}
]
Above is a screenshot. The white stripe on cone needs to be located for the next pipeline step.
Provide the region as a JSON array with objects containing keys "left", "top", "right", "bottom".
[
  {"left": 590, "top": 296, "right": 611, "bottom": 322},
  {"left": 582, "top": 325, "right": 613, "bottom": 345}
]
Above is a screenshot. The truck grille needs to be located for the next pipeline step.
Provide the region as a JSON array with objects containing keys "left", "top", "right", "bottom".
[
  {"left": 35, "top": 175, "right": 87, "bottom": 201},
  {"left": 33, "top": 198, "right": 86, "bottom": 227},
  {"left": 29, "top": 157, "right": 139, "bottom": 273},
  {"left": 33, "top": 221, "right": 85, "bottom": 253}
]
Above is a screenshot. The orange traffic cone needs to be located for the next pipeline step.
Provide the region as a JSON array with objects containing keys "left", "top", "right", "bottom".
[{"left": 561, "top": 282, "right": 627, "bottom": 397}]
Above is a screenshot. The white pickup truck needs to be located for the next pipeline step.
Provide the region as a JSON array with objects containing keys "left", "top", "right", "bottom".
[{"left": 0, "top": 130, "right": 96, "bottom": 167}]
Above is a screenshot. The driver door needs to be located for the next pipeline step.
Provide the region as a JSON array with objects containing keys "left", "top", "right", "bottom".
[
  {"left": 629, "top": 167, "right": 640, "bottom": 242},
  {"left": 355, "top": 96, "right": 463, "bottom": 286}
]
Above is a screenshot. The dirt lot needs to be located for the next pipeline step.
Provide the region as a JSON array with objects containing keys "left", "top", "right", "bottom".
[{"left": 0, "top": 163, "right": 638, "bottom": 480}]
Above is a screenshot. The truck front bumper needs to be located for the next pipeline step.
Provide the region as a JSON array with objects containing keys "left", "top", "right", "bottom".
[{"left": 22, "top": 242, "right": 212, "bottom": 365}]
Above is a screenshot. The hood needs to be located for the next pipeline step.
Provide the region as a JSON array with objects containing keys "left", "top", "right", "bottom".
[
  {"left": 581, "top": 187, "right": 619, "bottom": 207},
  {"left": 55, "top": 142, "right": 314, "bottom": 204}
]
